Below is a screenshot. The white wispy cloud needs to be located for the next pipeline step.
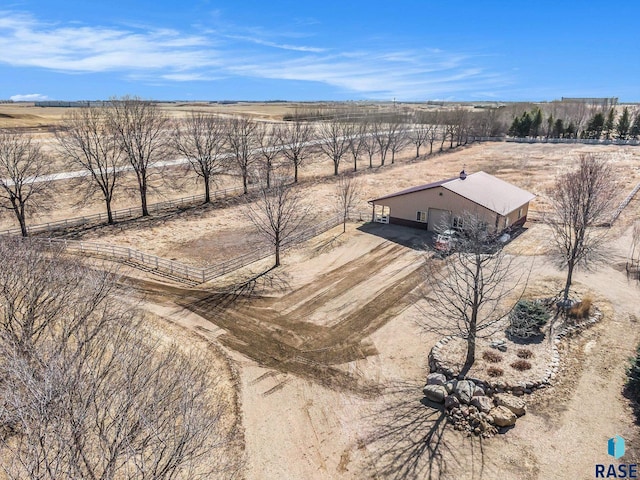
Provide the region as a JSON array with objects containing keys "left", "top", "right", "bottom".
[
  {"left": 10, "top": 93, "right": 49, "bottom": 101},
  {"left": 0, "top": 12, "right": 220, "bottom": 73},
  {"left": 225, "top": 34, "right": 326, "bottom": 53},
  {"left": 228, "top": 50, "right": 510, "bottom": 99},
  {"left": 0, "top": 10, "right": 511, "bottom": 100}
]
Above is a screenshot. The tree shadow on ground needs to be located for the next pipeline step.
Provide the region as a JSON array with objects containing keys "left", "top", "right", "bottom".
[
  {"left": 361, "top": 381, "right": 487, "bottom": 480},
  {"left": 357, "top": 222, "right": 434, "bottom": 251}
]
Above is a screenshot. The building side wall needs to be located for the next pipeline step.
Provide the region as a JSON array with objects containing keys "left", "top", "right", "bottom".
[{"left": 375, "top": 187, "right": 502, "bottom": 232}]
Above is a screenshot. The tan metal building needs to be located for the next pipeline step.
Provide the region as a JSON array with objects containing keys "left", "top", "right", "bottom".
[{"left": 369, "top": 171, "right": 535, "bottom": 233}]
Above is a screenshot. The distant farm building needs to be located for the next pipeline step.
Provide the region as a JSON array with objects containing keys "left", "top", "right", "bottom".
[{"left": 369, "top": 171, "right": 535, "bottom": 233}]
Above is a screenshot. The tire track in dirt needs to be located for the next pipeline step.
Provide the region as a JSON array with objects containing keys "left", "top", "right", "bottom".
[
  {"left": 279, "top": 243, "right": 408, "bottom": 322},
  {"left": 271, "top": 242, "right": 402, "bottom": 312},
  {"left": 123, "top": 240, "right": 429, "bottom": 395}
]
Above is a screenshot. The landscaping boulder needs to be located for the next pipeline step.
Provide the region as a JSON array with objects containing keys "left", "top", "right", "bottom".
[
  {"left": 494, "top": 393, "right": 526, "bottom": 417},
  {"left": 473, "top": 385, "right": 485, "bottom": 397},
  {"left": 426, "top": 373, "right": 447, "bottom": 386},
  {"left": 489, "top": 406, "right": 517, "bottom": 427},
  {"left": 471, "top": 396, "right": 493, "bottom": 413},
  {"left": 444, "top": 380, "right": 458, "bottom": 394},
  {"left": 423, "top": 384, "right": 447, "bottom": 403},
  {"left": 455, "top": 380, "right": 475, "bottom": 404},
  {"left": 444, "top": 394, "right": 460, "bottom": 410}
]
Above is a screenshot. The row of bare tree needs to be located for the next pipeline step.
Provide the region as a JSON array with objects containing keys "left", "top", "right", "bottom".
[
  {"left": 0, "top": 98, "right": 498, "bottom": 237},
  {"left": 0, "top": 239, "right": 241, "bottom": 479}
]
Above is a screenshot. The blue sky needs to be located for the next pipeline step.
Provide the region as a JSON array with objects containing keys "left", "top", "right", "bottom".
[{"left": 1, "top": 1, "right": 639, "bottom": 102}]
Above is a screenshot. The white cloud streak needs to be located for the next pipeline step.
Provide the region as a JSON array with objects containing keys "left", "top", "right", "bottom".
[{"left": 0, "top": 11, "right": 511, "bottom": 100}]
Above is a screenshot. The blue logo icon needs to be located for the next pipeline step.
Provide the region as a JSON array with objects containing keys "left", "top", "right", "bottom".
[{"left": 608, "top": 435, "right": 626, "bottom": 459}]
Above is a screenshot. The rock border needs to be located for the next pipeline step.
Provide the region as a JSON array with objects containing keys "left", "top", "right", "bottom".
[{"left": 429, "top": 308, "right": 603, "bottom": 394}]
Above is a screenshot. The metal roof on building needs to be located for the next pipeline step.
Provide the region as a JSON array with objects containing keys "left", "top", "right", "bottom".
[{"left": 369, "top": 171, "right": 536, "bottom": 216}]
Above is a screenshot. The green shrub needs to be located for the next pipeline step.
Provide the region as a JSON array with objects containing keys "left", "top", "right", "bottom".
[
  {"left": 626, "top": 344, "right": 640, "bottom": 396},
  {"left": 507, "top": 299, "right": 551, "bottom": 338},
  {"left": 625, "top": 344, "right": 640, "bottom": 424}
]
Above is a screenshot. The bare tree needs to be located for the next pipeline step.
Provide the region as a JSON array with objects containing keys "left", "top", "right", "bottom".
[
  {"left": 255, "top": 122, "right": 281, "bottom": 188},
  {"left": 226, "top": 116, "right": 259, "bottom": 195},
  {"left": 374, "top": 121, "right": 392, "bottom": 166},
  {"left": 420, "top": 214, "right": 522, "bottom": 377},
  {"left": 106, "top": 96, "right": 170, "bottom": 216},
  {"left": 388, "top": 121, "right": 409, "bottom": 164},
  {"left": 546, "top": 154, "right": 617, "bottom": 301},
  {"left": 277, "top": 118, "right": 313, "bottom": 183},
  {"left": 0, "top": 131, "right": 50, "bottom": 236},
  {"left": 245, "top": 180, "right": 308, "bottom": 267},
  {"left": 318, "top": 120, "right": 352, "bottom": 176},
  {"left": 56, "top": 106, "right": 123, "bottom": 223},
  {"left": 409, "top": 113, "right": 429, "bottom": 158},
  {"left": 0, "top": 239, "right": 240, "bottom": 479},
  {"left": 347, "top": 121, "right": 367, "bottom": 172},
  {"left": 173, "top": 111, "right": 227, "bottom": 203},
  {"left": 362, "top": 123, "right": 378, "bottom": 169},
  {"left": 336, "top": 176, "right": 361, "bottom": 233}
]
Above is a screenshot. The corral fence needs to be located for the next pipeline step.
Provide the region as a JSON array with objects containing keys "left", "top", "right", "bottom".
[
  {"left": 31, "top": 213, "right": 364, "bottom": 285},
  {"left": 0, "top": 185, "right": 258, "bottom": 237},
  {"left": 528, "top": 180, "right": 640, "bottom": 227},
  {"left": 504, "top": 137, "right": 640, "bottom": 146}
]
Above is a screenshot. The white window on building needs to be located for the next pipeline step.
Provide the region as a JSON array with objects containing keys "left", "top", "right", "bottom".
[
  {"left": 416, "top": 211, "right": 427, "bottom": 222},
  {"left": 505, "top": 217, "right": 510, "bottom": 228},
  {"left": 518, "top": 207, "right": 523, "bottom": 218},
  {"left": 452, "top": 216, "right": 464, "bottom": 230}
]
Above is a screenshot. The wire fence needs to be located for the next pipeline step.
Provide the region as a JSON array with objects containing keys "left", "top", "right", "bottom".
[{"left": 32, "top": 213, "right": 363, "bottom": 285}]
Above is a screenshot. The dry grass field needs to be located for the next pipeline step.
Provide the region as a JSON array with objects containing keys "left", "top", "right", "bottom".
[{"left": 2, "top": 103, "right": 640, "bottom": 479}]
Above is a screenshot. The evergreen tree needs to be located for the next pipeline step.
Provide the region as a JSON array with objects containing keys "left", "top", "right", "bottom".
[
  {"left": 546, "top": 114, "right": 554, "bottom": 138},
  {"left": 553, "top": 118, "right": 565, "bottom": 138},
  {"left": 604, "top": 108, "right": 616, "bottom": 140},
  {"left": 508, "top": 116, "right": 521, "bottom": 137},
  {"left": 585, "top": 112, "right": 605, "bottom": 139},
  {"left": 518, "top": 111, "right": 533, "bottom": 137},
  {"left": 631, "top": 112, "right": 640, "bottom": 140},
  {"left": 617, "top": 107, "right": 631, "bottom": 140},
  {"left": 530, "top": 109, "right": 543, "bottom": 138}
]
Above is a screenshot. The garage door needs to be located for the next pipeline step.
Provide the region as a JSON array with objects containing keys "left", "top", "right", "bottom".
[{"left": 427, "top": 208, "right": 451, "bottom": 232}]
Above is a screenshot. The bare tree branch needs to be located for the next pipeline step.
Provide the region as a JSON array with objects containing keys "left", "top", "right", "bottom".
[
  {"left": 106, "top": 96, "right": 171, "bottom": 216},
  {"left": 225, "top": 116, "right": 258, "bottom": 195},
  {"left": 0, "top": 131, "right": 51, "bottom": 236},
  {"left": 0, "top": 239, "right": 241, "bottom": 479},
  {"left": 419, "top": 213, "right": 525, "bottom": 377},
  {"left": 277, "top": 118, "right": 313, "bottom": 183},
  {"left": 335, "top": 176, "right": 361, "bottom": 233},
  {"left": 544, "top": 153, "right": 617, "bottom": 300},
  {"left": 245, "top": 180, "right": 309, "bottom": 267},
  {"left": 173, "top": 111, "right": 227, "bottom": 203},
  {"left": 56, "top": 106, "right": 123, "bottom": 224}
]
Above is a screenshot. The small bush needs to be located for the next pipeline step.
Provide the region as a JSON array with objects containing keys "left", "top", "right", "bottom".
[
  {"left": 517, "top": 349, "right": 533, "bottom": 359},
  {"left": 625, "top": 343, "right": 640, "bottom": 423},
  {"left": 487, "top": 366, "right": 504, "bottom": 377},
  {"left": 482, "top": 351, "right": 503, "bottom": 363},
  {"left": 507, "top": 299, "right": 551, "bottom": 338},
  {"left": 568, "top": 297, "right": 592, "bottom": 319},
  {"left": 510, "top": 359, "right": 532, "bottom": 371}
]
